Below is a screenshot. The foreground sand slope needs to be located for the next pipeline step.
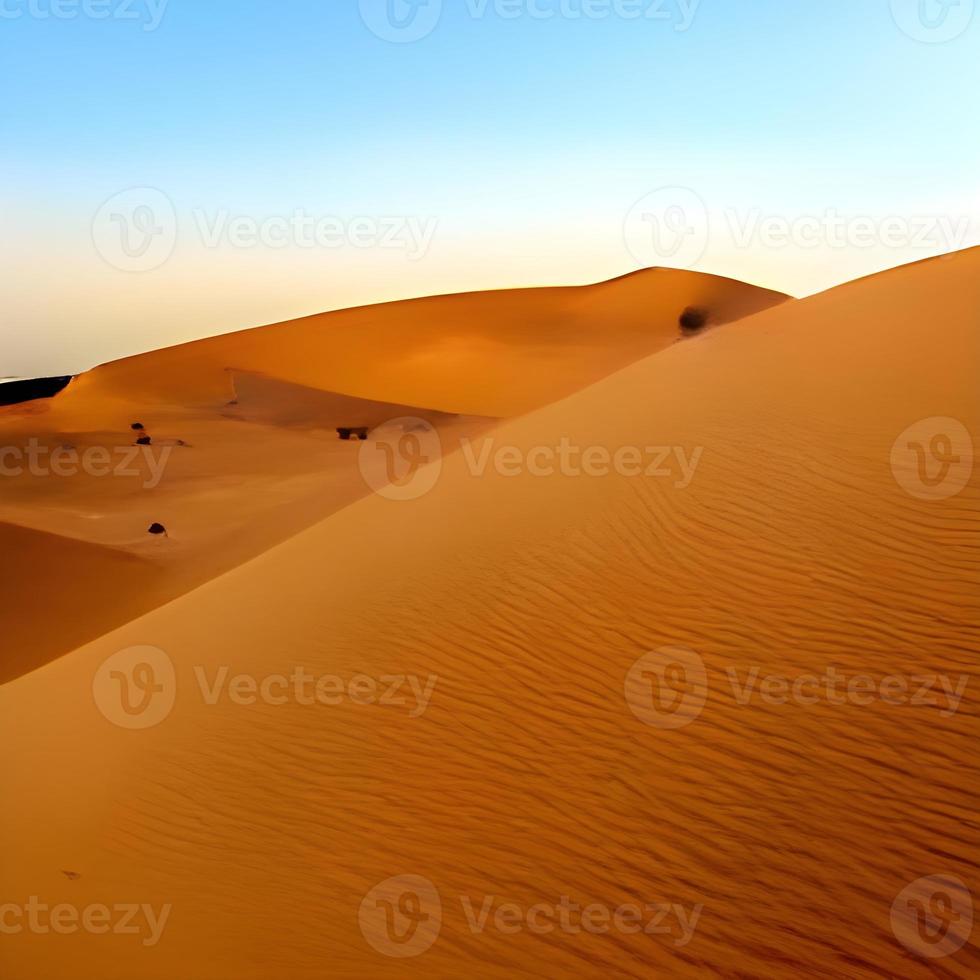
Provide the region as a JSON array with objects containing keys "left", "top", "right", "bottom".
[
  {"left": 1, "top": 251, "right": 977, "bottom": 978},
  {"left": 64, "top": 268, "right": 789, "bottom": 417}
]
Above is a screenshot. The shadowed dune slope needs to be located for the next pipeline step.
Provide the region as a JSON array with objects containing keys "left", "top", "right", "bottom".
[
  {"left": 0, "top": 250, "right": 977, "bottom": 978},
  {"left": 0, "top": 386, "right": 494, "bottom": 682},
  {"left": 0, "top": 522, "right": 170, "bottom": 684},
  {"left": 64, "top": 269, "right": 789, "bottom": 417},
  {"left": 226, "top": 371, "right": 469, "bottom": 429}
]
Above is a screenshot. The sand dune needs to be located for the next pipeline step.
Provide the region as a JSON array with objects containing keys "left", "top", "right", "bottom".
[
  {"left": 0, "top": 250, "right": 975, "bottom": 978},
  {"left": 63, "top": 268, "right": 789, "bottom": 417},
  {"left": 227, "top": 371, "right": 468, "bottom": 430},
  {"left": 0, "top": 522, "right": 170, "bottom": 685},
  {"left": 0, "top": 388, "right": 492, "bottom": 681},
  {"left": 0, "top": 269, "right": 782, "bottom": 679}
]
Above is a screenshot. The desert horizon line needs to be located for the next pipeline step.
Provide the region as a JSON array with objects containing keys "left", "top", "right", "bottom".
[{"left": 15, "top": 244, "right": 978, "bottom": 384}]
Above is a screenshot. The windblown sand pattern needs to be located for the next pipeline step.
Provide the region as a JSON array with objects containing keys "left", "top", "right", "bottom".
[{"left": 0, "top": 253, "right": 976, "bottom": 978}]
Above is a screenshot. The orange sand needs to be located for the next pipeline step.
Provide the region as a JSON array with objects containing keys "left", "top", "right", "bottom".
[
  {"left": 0, "top": 269, "right": 784, "bottom": 680},
  {"left": 66, "top": 268, "right": 788, "bottom": 416},
  {"left": 0, "top": 254, "right": 976, "bottom": 978}
]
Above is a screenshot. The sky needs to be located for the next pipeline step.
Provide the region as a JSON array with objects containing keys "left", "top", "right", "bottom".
[{"left": 2, "top": 0, "right": 978, "bottom": 377}]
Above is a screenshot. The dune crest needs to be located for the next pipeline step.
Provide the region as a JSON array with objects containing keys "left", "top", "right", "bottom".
[{"left": 64, "top": 268, "right": 789, "bottom": 417}]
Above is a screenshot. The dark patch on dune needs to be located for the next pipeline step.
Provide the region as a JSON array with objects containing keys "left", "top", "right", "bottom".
[
  {"left": 679, "top": 307, "right": 709, "bottom": 334},
  {"left": 337, "top": 427, "right": 370, "bottom": 441}
]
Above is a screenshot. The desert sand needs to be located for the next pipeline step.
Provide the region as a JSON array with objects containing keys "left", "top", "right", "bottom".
[
  {"left": 0, "top": 253, "right": 976, "bottom": 978},
  {"left": 65, "top": 268, "right": 787, "bottom": 416},
  {"left": 0, "top": 268, "right": 785, "bottom": 681}
]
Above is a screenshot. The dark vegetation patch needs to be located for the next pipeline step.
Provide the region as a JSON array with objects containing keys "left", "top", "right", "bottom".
[{"left": 679, "top": 307, "right": 709, "bottom": 334}]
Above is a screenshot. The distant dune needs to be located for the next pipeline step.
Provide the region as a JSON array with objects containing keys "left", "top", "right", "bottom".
[
  {"left": 65, "top": 268, "right": 789, "bottom": 417},
  {"left": 0, "top": 269, "right": 785, "bottom": 679},
  {"left": 0, "top": 251, "right": 975, "bottom": 978}
]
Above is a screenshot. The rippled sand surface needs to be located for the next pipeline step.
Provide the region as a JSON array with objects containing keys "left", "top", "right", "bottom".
[{"left": 0, "top": 252, "right": 976, "bottom": 978}]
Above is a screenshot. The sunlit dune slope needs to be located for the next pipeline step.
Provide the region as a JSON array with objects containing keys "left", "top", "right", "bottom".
[
  {"left": 64, "top": 269, "right": 789, "bottom": 417},
  {"left": 1, "top": 251, "right": 977, "bottom": 978}
]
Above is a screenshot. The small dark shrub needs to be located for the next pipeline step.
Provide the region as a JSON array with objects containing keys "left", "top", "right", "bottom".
[
  {"left": 337, "top": 427, "right": 369, "bottom": 441},
  {"left": 148, "top": 523, "right": 167, "bottom": 536},
  {"left": 679, "top": 307, "right": 709, "bottom": 334},
  {"left": 136, "top": 435, "right": 152, "bottom": 446},
  {"left": 131, "top": 422, "right": 145, "bottom": 431}
]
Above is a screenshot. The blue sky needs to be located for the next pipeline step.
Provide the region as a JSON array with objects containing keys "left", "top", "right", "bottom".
[{"left": 2, "top": 0, "right": 978, "bottom": 376}]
